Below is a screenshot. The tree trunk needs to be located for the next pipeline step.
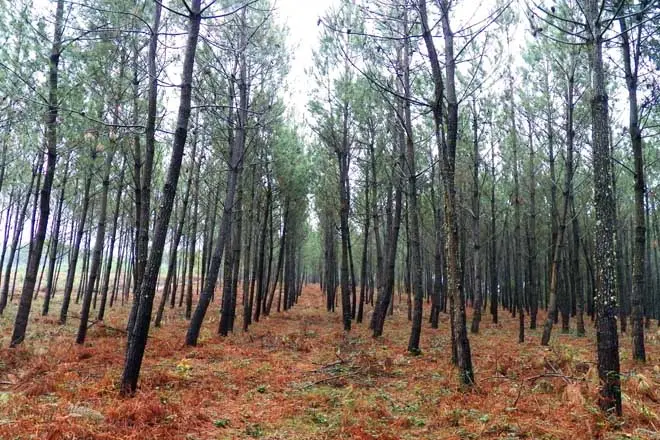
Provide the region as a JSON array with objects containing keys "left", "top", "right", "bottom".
[
  {"left": 371, "top": 135, "right": 404, "bottom": 337},
  {"left": 586, "top": 0, "right": 621, "bottom": 415},
  {"left": 10, "top": 0, "right": 63, "bottom": 347},
  {"left": 394, "top": 15, "right": 424, "bottom": 353},
  {"left": 186, "top": 17, "right": 247, "bottom": 345},
  {"left": 619, "top": 9, "right": 645, "bottom": 361},
  {"left": 185, "top": 150, "right": 201, "bottom": 320},
  {"left": 254, "top": 179, "right": 271, "bottom": 323},
  {"left": 59, "top": 149, "right": 96, "bottom": 324},
  {"left": 357, "top": 162, "right": 370, "bottom": 324},
  {"left": 507, "top": 67, "right": 524, "bottom": 343},
  {"left": 154, "top": 125, "right": 196, "bottom": 328},
  {"left": 419, "top": 0, "right": 474, "bottom": 385},
  {"left": 77, "top": 148, "right": 115, "bottom": 344},
  {"left": 98, "top": 165, "right": 124, "bottom": 321},
  {"left": 470, "top": 100, "right": 482, "bottom": 334},
  {"left": 127, "top": 1, "right": 162, "bottom": 335},
  {"left": 121, "top": 0, "right": 201, "bottom": 395},
  {"left": 527, "top": 117, "right": 539, "bottom": 330},
  {"left": 490, "top": 134, "right": 498, "bottom": 324},
  {"left": 0, "top": 166, "right": 37, "bottom": 314}
]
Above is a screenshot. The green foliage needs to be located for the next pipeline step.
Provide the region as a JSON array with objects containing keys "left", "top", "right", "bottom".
[{"left": 213, "top": 418, "right": 230, "bottom": 428}]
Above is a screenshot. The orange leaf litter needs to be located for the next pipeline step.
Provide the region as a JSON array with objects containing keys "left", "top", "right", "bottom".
[{"left": 0, "top": 284, "right": 658, "bottom": 439}]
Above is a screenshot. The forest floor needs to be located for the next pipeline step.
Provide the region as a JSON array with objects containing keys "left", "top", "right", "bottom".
[{"left": 0, "top": 284, "right": 659, "bottom": 440}]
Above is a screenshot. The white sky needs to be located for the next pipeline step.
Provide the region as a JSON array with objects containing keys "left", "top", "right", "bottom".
[{"left": 274, "top": 0, "right": 336, "bottom": 121}]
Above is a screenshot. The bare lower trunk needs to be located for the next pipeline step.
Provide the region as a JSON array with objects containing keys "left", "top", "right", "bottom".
[
  {"left": 586, "top": 0, "right": 621, "bottom": 415},
  {"left": 77, "top": 150, "right": 115, "bottom": 344},
  {"left": 9, "top": 0, "right": 63, "bottom": 346},
  {"left": 121, "top": 0, "right": 201, "bottom": 394},
  {"left": 619, "top": 10, "right": 645, "bottom": 361}
]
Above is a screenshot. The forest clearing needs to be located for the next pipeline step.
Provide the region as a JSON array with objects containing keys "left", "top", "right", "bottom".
[
  {"left": 1, "top": 0, "right": 660, "bottom": 438},
  {"left": 0, "top": 284, "right": 658, "bottom": 440}
]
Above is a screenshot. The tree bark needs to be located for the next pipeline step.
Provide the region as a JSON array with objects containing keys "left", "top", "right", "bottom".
[
  {"left": 418, "top": 0, "right": 474, "bottom": 385},
  {"left": 585, "top": 0, "right": 621, "bottom": 415},
  {"left": 121, "top": 0, "right": 201, "bottom": 394},
  {"left": 0, "top": 164, "right": 37, "bottom": 314},
  {"left": 77, "top": 148, "right": 115, "bottom": 344},
  {"left": 127, "top": 1, "right": 162, "bottom": 335},
  {"left": 9, "top": 0, "right": 63, "bottom": 347},
  {"left": 186, "top": 21, "right": 246, "bottom": 345},
  {"left": 470, "top": 100, "right": 482, "bottom": 334},
  {"left": 619, "top": 8, "right": 645, "bottom": 361}
]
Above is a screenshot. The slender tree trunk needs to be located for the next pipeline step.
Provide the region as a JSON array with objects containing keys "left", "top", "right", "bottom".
[
  {"left": 371, "top": 136, "right": 404, "bottom": 337},
  {"left": 337, "top": 147, "right": 352, "bottom": 331},
  {"left": 59, "top": 149, "right": 96, "bottom": 324},
  {"left": 430, "top": 156, "right": 443, "bottom": 328},
  {"left": 242, "top": 166, "right": 256, "bottom": 330},
  {"left": 0, "top": 169, "right": 37, "bottom": 314},
  {"left": 619, "top": 10, "right": 645, "bottom": 361},
  {"left": 154, "top": 126, "right": 196, "bottom": 328},
  {"left": 527, "top": 117, "right": 538, "bottom": 330},
  {"left": 266, "top": 204, "right": 287, "bottom": 316},
  {"left": 77, "top": 149, "right": 115, "bottom": 343},
  {"left": 121, "top": 0, "right": 201, "bottom": 394},
  {"left": 357, "top": 163, "right": 370, "bottom": 324},
  {"left": 186, "top": 24, "right": 246, "bottom": 345},
  {"left": 470, "top": 100, "right": 482, "bottom": 334},
  {"left": 541, "top": 65, "right": 577, "bottom": 345},
  {"left": 219, "top": 172, "right": 243, "bottom": 336},
  {"left": 185, "top": 151, "right": 200, "bottom": 320},
  {"left": 10, "top": 0, "right": 64, "bottom": 346},
  {"left": 98, "top": 166, "right": 124, "bottom": 321},
  {"left": 419, "top": 0, "right": 474, "bottom": 385},
  {"left": 490, "top": 133, "right": 498, "bottom": 323},
  {"left": 507, "top": 67, "right": 524, "bottom": 343},
  {"left": 127, "top": 2, "right": 162, "bottom": 337},
  {"left": 571, "top": 199, "right": 585, "bottom": 336},
  {"left": 586, "top": 0, "right": 621, "bottom": 414},
  {"left": 254, "top": 180, "right": 271, "bottom": 323}
]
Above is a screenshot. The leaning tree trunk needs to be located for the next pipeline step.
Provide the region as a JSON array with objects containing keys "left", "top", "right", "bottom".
[
  {"left": 186, "top": 39, "right": 245, "bottom": 347},
  {"left": 127, "top": 1, "right": 161, "bottom": 335},
  {"left": 10, "top": 0, "right": 63, "bottom": 347},
  {"left": 121, "top": 0, "right": 201, "bottom": 395},
  {"left": 154, "top": 132, "right": 196, "bottom": 328}
]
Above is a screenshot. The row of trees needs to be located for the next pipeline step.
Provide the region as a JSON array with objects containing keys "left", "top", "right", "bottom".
[
  {"left": 0, "top": 0, "right": 658, "bottom": 419},
  {"left": 0, "top": 0, "right": 315, "bottom": 395},
  {"left": 308, "top": 0, "right": 660, "bottom": 417}
]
